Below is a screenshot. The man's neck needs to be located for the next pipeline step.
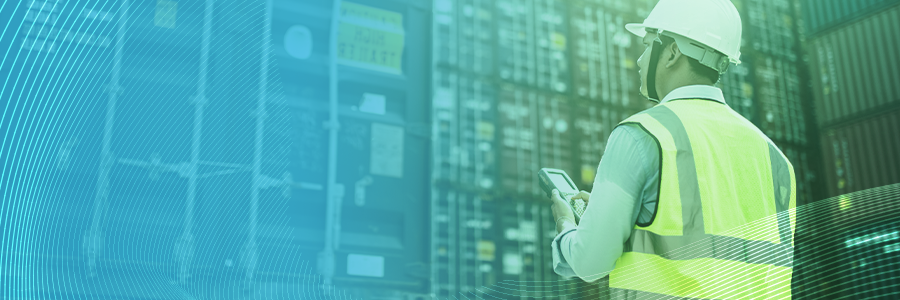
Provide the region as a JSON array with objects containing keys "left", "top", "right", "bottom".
[{"left": 658, "top": 81, "right": 715, "bottom": 101}]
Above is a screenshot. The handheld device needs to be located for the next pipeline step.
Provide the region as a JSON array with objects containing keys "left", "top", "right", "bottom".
[{"left": 538, "top": 168, "right": 586, "bottom": 222}]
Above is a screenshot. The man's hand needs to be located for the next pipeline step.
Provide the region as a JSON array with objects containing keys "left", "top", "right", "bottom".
[
  {"left": 549, "top": 189, "right": 590, "bottom": 233},
  {"left": 571, "top": 190, "right": 591, "bottom": 207}
]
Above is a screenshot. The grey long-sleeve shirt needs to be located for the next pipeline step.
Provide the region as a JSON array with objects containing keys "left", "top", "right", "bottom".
[{"left": 550, "top": 85, "right": 726, "bottom": 281}]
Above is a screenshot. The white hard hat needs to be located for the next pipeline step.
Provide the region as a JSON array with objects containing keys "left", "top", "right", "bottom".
[{"left": 626, "top": 0, "right": 743, "bottom": 71}]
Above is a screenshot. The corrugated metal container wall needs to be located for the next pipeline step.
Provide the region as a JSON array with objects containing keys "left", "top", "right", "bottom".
[
  {"left": 498, "top": 85, "right": 541, "bottom": 197},
  {"left": 568, "top": 1, "right": 649, "bottom": 110},
  {"left": 496, "top": 0, "right": 537, "bottom": 86},
  {"left": 432, "top": 1, "right": 504, "bottom": 298},
  {"left": 731, "top": 0, "right": 812, "bottom": 147},
  {"left": 430, "top": 71, "right": 500, "bottom": 298},
  {"left": 537, "top": 94, "right": 578, "bottom": 184},
  {"left": 457, "top": 77, "right": 499, "bottom": 188},
  {"left": 754, "top": 56, "right": 808, "bottom": 144},
  {"left": 806, "top": 5, "right": 900, "bottom": 128},
  {"left": 432, "top": 71, "right": 461, "bottom": 184},
  {"left": 800, "top": 0, "right": 900, "bottom": 36},
  {"left": 455, "top": 191, "right": 498, "bottom": 298},
  {"left": 433, "top": 0, "right": 495, "bottom": 75},
  {"left": 25, "top": 0, "right": 372, "bottom": 296},
  {"left": 497, "top": 201, "right": 545, "bottom": 297},
  {"left": 534, "top": 0, "right": 571, "bottom": 94},
  {"left": 820, "top": 109, "right": 900, "bottom": 197},
  {"left": 286, "top": 0, "right": 433, "bottom": 295},
  {"left": 741, "top": 0, "right": 799, "bottom": 61},
  {"left": 718, "top": 55, "right": 757, "bottom": 122},
  {"left": 40, "top": 1, "right": 115, "bottom": 269}
]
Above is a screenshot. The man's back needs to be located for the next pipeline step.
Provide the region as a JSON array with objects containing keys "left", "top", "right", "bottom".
[{"left": 608, "top": 98, "right": 796, "bottom": 299}]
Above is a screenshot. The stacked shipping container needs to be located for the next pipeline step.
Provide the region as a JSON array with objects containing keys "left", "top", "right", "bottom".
[
  {"left": 819, "top": 111, "right": 900, "bottom": 201},
  {"left": 26, "top": 0, "right": 319, "bottom": 297},
  {"left": 800, "top": 0, "right": 900, "bottom": 36},
  {"left": 799, "top": 1, "right": 900, "bottom": 298},
  {"left": 804, "top": 3, "right": 900, "bottom": 197},
  {"left": 432, "top": 1, "right": 498, "bottom": 298},
  {"left": 431, "top": 0, "right": 650, "bottom": 298},
  {"left": 32, "top": 0, "right": 435, "bottom": 297},
  {"left": 721, "top": 0, "right": 819, "bottom": 204},
  {"left": 431, "top": 70, "right": 499, "bottom": 298},
  {"left": 498, "top": 85, "right": 541, "bottom": 197},
  {"left": 731, "top": 0, "right": 810, "bottom": 147},
  {"left": 534, "top": 0, "right": 571, "bottom": 94},
  {"left": 807, "top": 5, "right": 900, "bottom": 127},
  {"left": 568, "top": 0, "right": 651, "bottom": 110},
  {"left": 434, "top": 0, "right": 638, "bottom": 298},
  {"left": 284, "top": 1, "right": 434, "bottom": 297}
]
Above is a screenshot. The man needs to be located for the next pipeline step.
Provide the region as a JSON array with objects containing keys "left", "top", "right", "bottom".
[{"left": 548, "top": 0, "right": 797, "bottom": 299}]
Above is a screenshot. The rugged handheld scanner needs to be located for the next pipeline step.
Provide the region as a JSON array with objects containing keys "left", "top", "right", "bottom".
[{"left": 538, "top": 168, "right": 586, "bottom": 222}]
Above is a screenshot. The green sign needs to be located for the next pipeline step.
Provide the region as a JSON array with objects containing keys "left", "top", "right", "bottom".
[{"left": 338, "top": 2, "right": 404, "bottom": 74}]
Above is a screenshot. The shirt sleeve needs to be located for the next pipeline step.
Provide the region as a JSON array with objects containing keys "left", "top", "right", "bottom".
[{"left": 551, "top": 124, "right": 659, "bottom": 282}]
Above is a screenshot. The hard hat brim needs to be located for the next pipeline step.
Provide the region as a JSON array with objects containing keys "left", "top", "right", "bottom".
[
  {"left": 625, "top": 23, "right": 647, "bottom": 38},
  {"left": 625, "top": 22, "right": 742, "bottom": 65}
]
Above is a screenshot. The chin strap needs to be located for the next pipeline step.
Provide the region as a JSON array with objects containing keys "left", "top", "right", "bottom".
[{"left": 647, "top": 37, "right": 663, "bottom": 103}]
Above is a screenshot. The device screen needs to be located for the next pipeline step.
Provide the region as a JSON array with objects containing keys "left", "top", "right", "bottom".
[{"left": 548, "top": 172, "right": 576, "bottom": 192}]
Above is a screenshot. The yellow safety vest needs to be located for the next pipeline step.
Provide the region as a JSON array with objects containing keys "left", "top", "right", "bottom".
[{"left": 608, "top": 99, "right": 797, "bottom": 299}]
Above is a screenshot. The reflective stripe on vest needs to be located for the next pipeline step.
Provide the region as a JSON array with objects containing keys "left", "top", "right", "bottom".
[{"left": 608, "top": 100, "right": 797, "bottom": 299}]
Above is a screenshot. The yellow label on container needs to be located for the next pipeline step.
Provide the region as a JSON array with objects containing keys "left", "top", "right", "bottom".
[
  {"left": 154, "top": 0, "right": 177, "bottom": 29},
  {"left": 551, "top": 32, "right": 567, "bottom": 51},
  {"left": 783, "top": 14, "right": 793, "bottom": 28},
  {"left": 477, "top": 240, "right": 495, "bottom": 261},
  {"left": 338, "top": 2, "right": 404, "bottom": 74},
  {"left": 581, "top": 164, "right": 596, "bottom": 185},
  {"left": 477, "top": 122, "right": 495, "bottom": 141},
  {"left": 742, "top": 82, "right": 754, "bottom": 98}
]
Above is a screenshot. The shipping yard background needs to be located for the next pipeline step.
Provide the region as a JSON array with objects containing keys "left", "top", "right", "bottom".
[{"left": 4, "top": 0, "right": 899, "bottom": 299}]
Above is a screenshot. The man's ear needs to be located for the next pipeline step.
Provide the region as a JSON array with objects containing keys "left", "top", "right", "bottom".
[{"left": 665, "top": 42, "right": 682, "bottom": 68}]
